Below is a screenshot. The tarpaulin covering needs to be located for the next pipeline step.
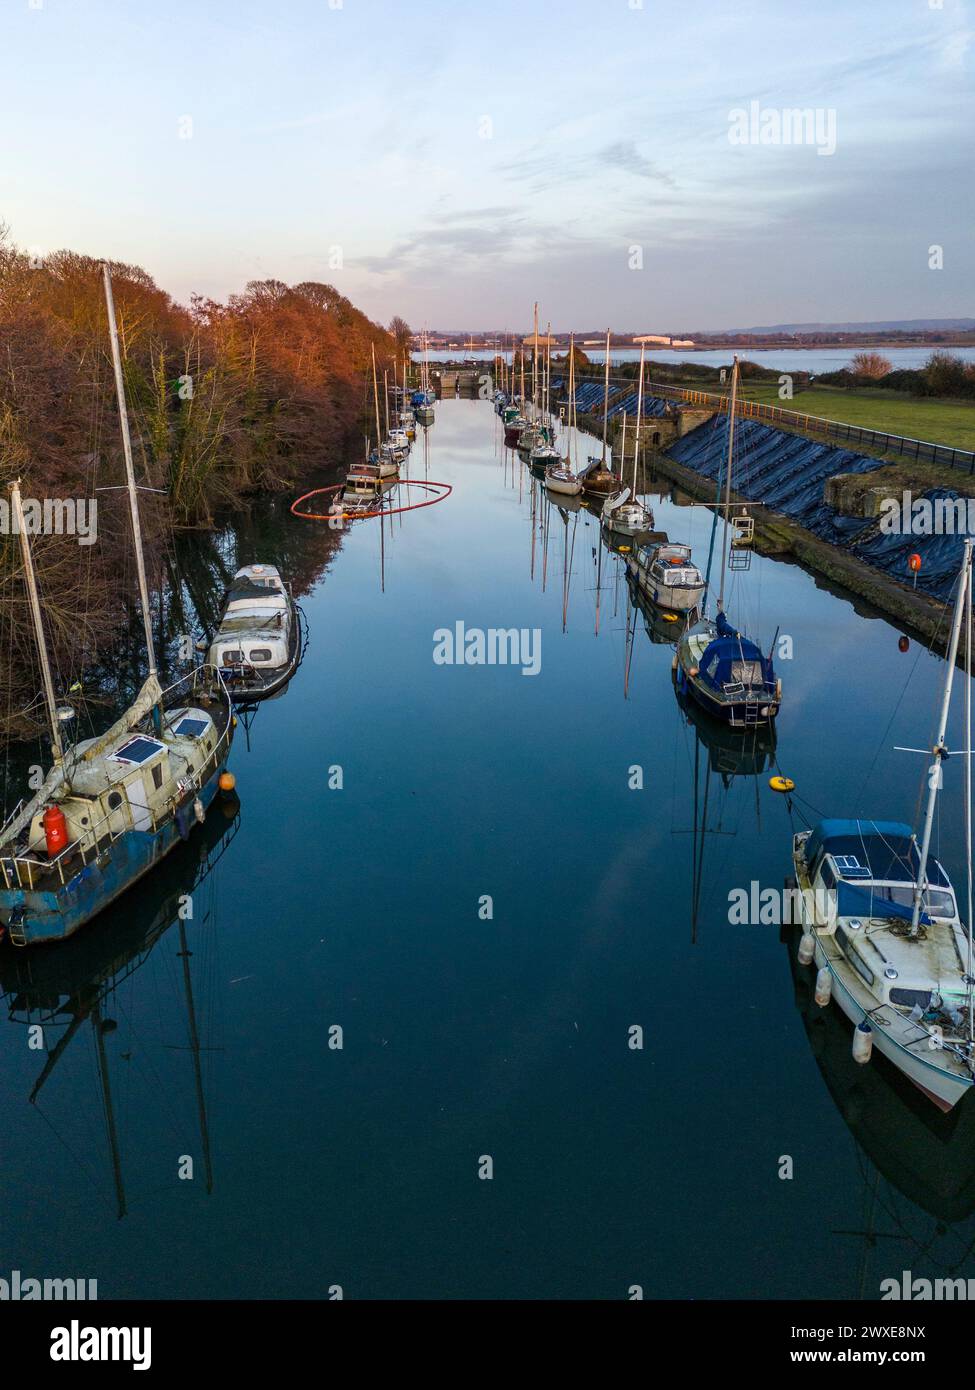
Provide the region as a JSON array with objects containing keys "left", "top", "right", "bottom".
[{"left": 668, "top": 415, "right": 969, "bottom": 602}]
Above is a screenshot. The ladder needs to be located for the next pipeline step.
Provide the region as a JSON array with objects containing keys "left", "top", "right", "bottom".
[{"left": 7, "top": 906, "right": 27, "bottom": 947}]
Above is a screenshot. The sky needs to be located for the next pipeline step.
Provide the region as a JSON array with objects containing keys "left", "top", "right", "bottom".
[{"left": 1, "top": 0, "right": 972, "bottom": 332}]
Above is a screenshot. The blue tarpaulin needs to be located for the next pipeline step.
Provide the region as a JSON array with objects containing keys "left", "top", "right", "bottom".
[{"left": 668, "top": 415, "right": 969, "bottom": 602}]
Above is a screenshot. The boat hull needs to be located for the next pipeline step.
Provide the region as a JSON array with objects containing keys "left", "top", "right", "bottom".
[
  {"left": 793, "top": 865, "right": 973, "bottom": 1112},
  {"left": 218, "top": 604, "right": 304, "bottom": 703},
  {"left": 629, "top": 563, "right": 705, "bottom": 613},
  {"left": 0, "top": 763, "right": 229, "bottom": 946},
  {"left": 674, "top": 659, "right": 780, "bottom": 727}
]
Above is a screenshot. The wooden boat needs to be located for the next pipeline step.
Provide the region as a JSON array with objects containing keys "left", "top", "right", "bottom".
[
  {"left": 581, "top": 329, "right": 620, "bottom": 497},
  {"left": 206, "top": 563, "right": 303, "bottom": 702},
  {"left": 0, "top": 266, "right": 234, "bottom": 947}
]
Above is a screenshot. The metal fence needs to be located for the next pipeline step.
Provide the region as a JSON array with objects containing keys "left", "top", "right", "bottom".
[{"left": 561, "top": 373, "right": 975, "bottom": 473}]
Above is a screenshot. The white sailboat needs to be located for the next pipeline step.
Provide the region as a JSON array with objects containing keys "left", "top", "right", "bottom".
[
  {"left": 793, "top": 538, "right": 975, "bottom": 1110},
  {"left": 601, "top": 344, "right": 654, "bottom": 536},
  {"left": 545, "top": 333, "right": 583, "bottom": 497}
]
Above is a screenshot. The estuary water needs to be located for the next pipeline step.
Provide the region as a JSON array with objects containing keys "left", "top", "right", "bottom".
[
  {"left": 2, "top": 398, "right": 975, "bottom": 1300},
  {"left": 426, "top": 346, "right": 975, "bottom": 373}
]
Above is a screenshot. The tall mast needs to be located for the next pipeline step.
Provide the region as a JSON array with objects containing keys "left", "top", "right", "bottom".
[
  {"left": 912, "top": 539, "right": 972, "bottom": 935},
  {"left": 103, "top": 264, "right": 158, "bottom": 680},
  {"left": 717, "top": 355, "right": 739, "bottom": 613},
  {"left": 371, "top": 344, "right": 383, "bottom": 453},
  {"left": 966, "top": 554, "right": 974, "bottom": 1041},
  {"left": 567, "top": 334, "right": 576, "bottom": 467},
  {"left": 383, "top": 369, "right": 390, "bottom": 435},
  {"left": 10, "top": 480, "right": 63, "bottom": 762},
  {"left": 601, "top": 329, "right": 611, "bottom": 463},
  {"left": 634, "top": 343, "right": 645, "bottom": 494}
]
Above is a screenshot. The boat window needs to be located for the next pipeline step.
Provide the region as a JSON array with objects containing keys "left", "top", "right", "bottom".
[
  {"left": 835, "top": 925, "right": 875, "bottom": 986},
  {"left": 152, "top": 763, "right": 164, "bottom": 790},
  {"left": 112, "top": 735, "right": 165, "bottom": 766},
  {"left": 889, "top": 988, "right": 932, "bottom": 1010},
  {"left": 818, "top": 861, "right": 836, "bottom": 890},
  {"left": 222, "top": 650, "right": 245, "bottom": 664},
  {"left": 249, "top": 648, "right": 273, "bottom": 663},
  {"left": 173, "top": 716, "right": 208, "bottom": 739},
  {"left": 880, "top": 884, "right": 956, "bottom": 918},
  {"left": 107, "top": 791, "right": 123, "bottom": 810}
]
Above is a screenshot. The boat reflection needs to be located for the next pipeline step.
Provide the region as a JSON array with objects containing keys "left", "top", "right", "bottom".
[
  {"left": 786, "top": 918, "right": 975, "bottom": 1228},
  {"left": 0, "top": 798, "right": 240, "bottom": 1218}
]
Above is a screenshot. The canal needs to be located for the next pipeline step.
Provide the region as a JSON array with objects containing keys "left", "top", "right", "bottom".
[{"left": 2, "top": 397, "right": 974, "bottom": 1300}]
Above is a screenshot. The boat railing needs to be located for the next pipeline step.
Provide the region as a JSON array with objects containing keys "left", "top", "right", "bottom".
[{"left": 1, "top": 665, "right": 234, "bottom": 895}]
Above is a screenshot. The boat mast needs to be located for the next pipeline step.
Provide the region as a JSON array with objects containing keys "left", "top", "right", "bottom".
[
  {"left": 10, "top": 480, "right": 63, "bottom": 762},
  {"left": 371, "top": 344, "right": 383, "bottom": 453},
  {"left": 967, "top": 554, "right": 974, "bottom": 1041},
  {"left": 601, "top": 329, "right": 611, "bottom": 463},
  {"left": 567, "top": 334, "right": 576, "bottom": 467},
  {"left": 102, "top": 263, "right": 158, "bottom": 681},
  {"left": 717, "top": 355, "right": 739, "bottom": 613},
  {"left": 634, "top": 343, "right": 645, "bottom": 494},
  {"left": 911, "top": 538, "right": 973, "bottom": 936}
]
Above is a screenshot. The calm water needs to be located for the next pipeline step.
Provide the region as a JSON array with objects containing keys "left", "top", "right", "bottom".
[
  {"left": 3, "top": 399, "right": 975, "bottom": 1300},
  {"left": 426, "top": 346, "right": 975, "bottom": 373}
]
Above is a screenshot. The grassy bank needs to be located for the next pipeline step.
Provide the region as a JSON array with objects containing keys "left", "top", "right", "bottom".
[{"left": 726, "top": 383, "right": 975, "bottom": 452}]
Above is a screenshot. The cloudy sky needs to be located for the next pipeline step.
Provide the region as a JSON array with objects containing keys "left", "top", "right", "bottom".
[{"left": 2, "top": 0, "right": 972, "bottom": 332}]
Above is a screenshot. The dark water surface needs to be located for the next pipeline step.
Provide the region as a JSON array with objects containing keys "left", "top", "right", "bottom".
[{"left": 3, "top": 399, "right": 974, "bottom": 1300}]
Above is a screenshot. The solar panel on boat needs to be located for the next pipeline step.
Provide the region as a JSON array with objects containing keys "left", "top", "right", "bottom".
[
  {"left": 112, "top": 736, "right": 165, "bottom": 765},
  {"left": 173, "top": 717, "right": 208, "bottom": 738}
]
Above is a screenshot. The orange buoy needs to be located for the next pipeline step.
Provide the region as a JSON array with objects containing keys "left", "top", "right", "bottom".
[
  {"left": 218, "top": 771, "right": 236, "bottom": 793},
  {"left": 42, "top": 804, "right": 69, "bottom": 856}
]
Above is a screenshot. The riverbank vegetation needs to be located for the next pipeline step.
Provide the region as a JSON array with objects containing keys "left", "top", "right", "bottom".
[{"left": 0, "top": 226, "right": 401, "bottom": 741}]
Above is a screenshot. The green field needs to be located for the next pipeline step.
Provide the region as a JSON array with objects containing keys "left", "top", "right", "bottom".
[{"left": 713, "top": 382, "right": 975, "bottom": 453}]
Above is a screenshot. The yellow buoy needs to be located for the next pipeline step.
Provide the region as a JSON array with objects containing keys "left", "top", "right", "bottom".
[
  {"left": 619, "top": 545, "right": 631, "bottom": 554},
  {"left": 662, "top": 613, "right": 678, "bottom": 624},
  {"left": 219, "top": 771, "right": 236, "bottom": 793},
  {"left": 769, "top": 775, "right": 795, "bottom": 793}
]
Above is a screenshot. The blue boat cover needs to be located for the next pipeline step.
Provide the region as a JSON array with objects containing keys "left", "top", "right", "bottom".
[
  {"left": 804, "top": 818, "right": 948, "bottom": 888},
  {"left": 695, "top": 612, "right": 775, "bottom": 691},
  {"left": 835, "top": 879, "right": 932, "bottom": 927}
]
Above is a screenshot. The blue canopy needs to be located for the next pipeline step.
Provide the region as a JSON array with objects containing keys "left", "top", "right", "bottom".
[
  {"left": 805, "top": 818, "right": 949, "bottom": 888},
  {"left": 836, "top": 879, "right": 932, "bottom": 927},
  {"left": 695, "top": 612, "right": 775, "bottom": 691}
]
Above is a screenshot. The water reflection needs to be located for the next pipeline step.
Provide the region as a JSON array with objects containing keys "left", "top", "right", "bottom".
[{"left": 0, "top": 799, "right": 239, "bottom": 1218}]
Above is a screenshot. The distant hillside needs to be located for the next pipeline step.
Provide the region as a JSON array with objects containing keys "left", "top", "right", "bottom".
[{"left": 706, "top": 319, "right": 975, "bottom": 335}]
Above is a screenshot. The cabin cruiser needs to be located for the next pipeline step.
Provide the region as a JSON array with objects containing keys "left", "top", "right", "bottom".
[
  {"left": 206, "top": 564, "right": 301, "bottom": 702},
  {"left": 628, "top": 541, "right": 705, "bottom": 613}
]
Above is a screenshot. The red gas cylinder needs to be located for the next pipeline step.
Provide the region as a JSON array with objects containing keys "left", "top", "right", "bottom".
[{"left": 42, "top": 804, "right": 69, "bottom": 857}]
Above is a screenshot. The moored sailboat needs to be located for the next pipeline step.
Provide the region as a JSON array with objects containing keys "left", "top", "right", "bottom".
[
  {"left": 674, "top": 356, "right": 780, "bottom": 727},
  {"left": 791, "top": 538, "right": 975, "bottom": 1112},
  {"left": 0, "top": 265, "right": 234, "bottom": 947}
]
